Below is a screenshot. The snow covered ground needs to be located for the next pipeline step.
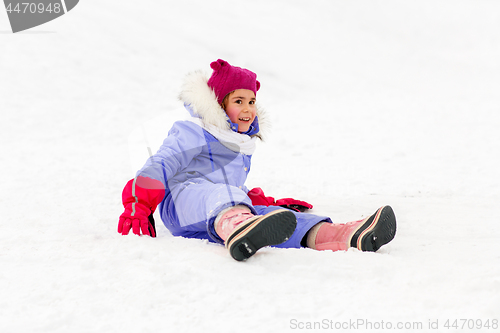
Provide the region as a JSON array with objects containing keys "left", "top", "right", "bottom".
[{"left": 1, "top": 1, "right": 499, "bottom": 332}]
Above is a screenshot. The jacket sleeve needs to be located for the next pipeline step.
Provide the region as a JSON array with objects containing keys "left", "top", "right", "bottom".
[{"left": 135, "top": 121, "right": 205, "bottom": 189}]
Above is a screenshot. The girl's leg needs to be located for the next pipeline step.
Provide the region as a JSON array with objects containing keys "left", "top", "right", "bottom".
[
  {"left": 306, "top": 206, "right": 397, "bottom": 252},
  {"left": 254, "top": 205, "right": 396, "bottom": 252},
  {"left": 163, "top": 180, "right": 298, "bottom": 260}
]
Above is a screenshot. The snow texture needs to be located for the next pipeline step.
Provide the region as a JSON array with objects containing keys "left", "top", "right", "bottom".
[{"left": 1, "top": 1, "right": 499, "bottom": 332}]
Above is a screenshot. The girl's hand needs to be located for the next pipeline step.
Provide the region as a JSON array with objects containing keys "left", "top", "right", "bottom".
[
  {"left": 118, "top": 204, "right": 156, "bottom": 237},
  {"left": 118, "top": 177, "right": 165, "bottom": 237}
]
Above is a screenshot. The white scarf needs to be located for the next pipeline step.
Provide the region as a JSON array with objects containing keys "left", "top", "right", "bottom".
[{"left": 188, "top": 117, "right": 257, "bottom": 155}]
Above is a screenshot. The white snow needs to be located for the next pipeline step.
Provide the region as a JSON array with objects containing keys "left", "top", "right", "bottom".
[{"left": 1, "top": 1, "right": 500, "bottom": 332}]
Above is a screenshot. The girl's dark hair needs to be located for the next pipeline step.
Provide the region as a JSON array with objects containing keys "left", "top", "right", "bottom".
[{"left": 220, "top": 91, "right": 235, "bottom": 110}]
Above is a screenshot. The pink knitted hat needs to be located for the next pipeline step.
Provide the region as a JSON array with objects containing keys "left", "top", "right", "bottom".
[{"left": 207, "top": 59, "right": 260, "bottom": 105}]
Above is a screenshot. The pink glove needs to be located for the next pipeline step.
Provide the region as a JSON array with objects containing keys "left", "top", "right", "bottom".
[
  {"left": 118, "top": 176, "right": 165, "bottom": 237},
  {"left": 247, "top": 187, "right": 313, "bottom": 212}
]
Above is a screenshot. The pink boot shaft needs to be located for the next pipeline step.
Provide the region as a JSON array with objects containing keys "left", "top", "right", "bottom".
[
  {"left": 214, "top": 205, "right": 254, "bottom": 241},
  {"left": 307, "top": 219, "right": 364, "bottom": 251}
]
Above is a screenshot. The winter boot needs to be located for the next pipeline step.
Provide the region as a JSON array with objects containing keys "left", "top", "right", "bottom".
[
  {"left": 307, "top": 205, "right": 396, "bottom": 252},
  {"left": 215, "top": 206, "right": 297, "bottom": 261}
]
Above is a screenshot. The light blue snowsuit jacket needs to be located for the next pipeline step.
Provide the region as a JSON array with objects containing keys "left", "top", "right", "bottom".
[{"left": 136, "top": 72, "right": 330, "bottom": 247}]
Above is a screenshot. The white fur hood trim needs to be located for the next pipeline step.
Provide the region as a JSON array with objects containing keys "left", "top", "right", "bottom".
[{"left": 178, "top": 70, "right": 269, "bottom": 140}]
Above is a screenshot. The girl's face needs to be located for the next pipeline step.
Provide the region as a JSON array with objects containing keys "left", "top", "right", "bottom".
[{"left": 223, "top": 89, "right": 256, "bottom": 133}]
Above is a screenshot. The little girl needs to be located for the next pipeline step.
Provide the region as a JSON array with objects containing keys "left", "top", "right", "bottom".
[{"left": 118, "top": 59, "right": 397, "bottom": 261}]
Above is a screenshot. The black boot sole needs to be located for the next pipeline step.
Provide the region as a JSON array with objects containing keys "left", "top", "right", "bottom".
[
  {"left": 349, "top": 205, "right": 397, "bottom": 252},
  {"left": 226, "top": 209, "right": 297, "bottom": 261}
]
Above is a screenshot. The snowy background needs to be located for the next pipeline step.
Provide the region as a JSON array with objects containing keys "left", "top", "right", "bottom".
[{"left": 1, "top": 1, "right": 499, "bottom": 332}]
